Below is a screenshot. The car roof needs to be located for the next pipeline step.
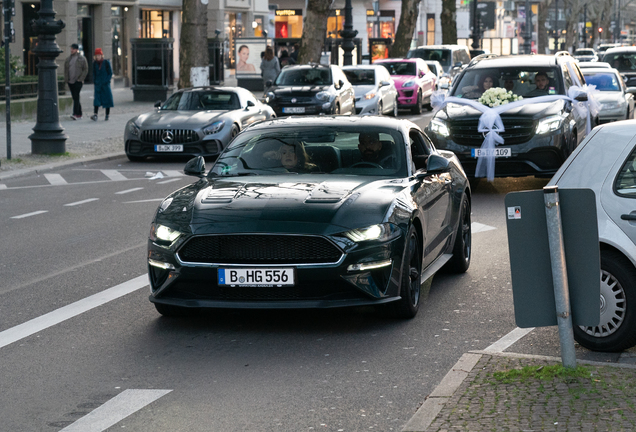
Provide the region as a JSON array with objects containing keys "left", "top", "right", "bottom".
[
  {"left": 375, "top": 58, "right": 418, "bottom": 63},
  {"left": 246, "top": 115, "right": 416, "bottom": 132},
  {"left": 179, "top": 86, "right": 241, "bottom": 93},
  {"left": 581, "top": 68, "right": 620, "bottom": 74},
  {"left": 342, "top": 64, "right": 388, "bottom": 70},
  {"left": 604, "top": 46, "right": 636, "bottom": 54},
  {"left": 578, "top": 62, "right": 611, "bottom": 68},
  {"left": 466, "top": 54, "right": 571, "bottom": 69}
]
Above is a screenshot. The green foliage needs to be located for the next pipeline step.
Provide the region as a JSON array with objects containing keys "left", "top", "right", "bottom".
[
  {"left": 0, "top": 47, "right": 24, "bottom": 82},
  {"left": 492, "top": 364, "right": 593, "bottom": 384}
]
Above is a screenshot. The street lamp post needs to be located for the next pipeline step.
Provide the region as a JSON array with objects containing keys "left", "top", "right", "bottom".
[
  {"left": 554, "top": 0, "right": 559, "bottom": 52},
  {"left": 523, "top": 0, "right": 532, "bottom": 54},
  {"left": 339, "top": 0, "right": 358, "bottom": 66},
  {"left": 28, "top": 0, "right": 67, "bottom": 154},
  {"left": 471, "top": 0, "right": 481, "bottom": 50}
]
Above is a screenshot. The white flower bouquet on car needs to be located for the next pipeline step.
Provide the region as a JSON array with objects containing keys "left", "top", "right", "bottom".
[{"left": 478, "top": 87, "right": 523, "bottom": 107}]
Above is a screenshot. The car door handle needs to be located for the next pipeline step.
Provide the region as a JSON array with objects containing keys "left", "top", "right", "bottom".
[{"left": 621, "top": 213, "right": 636, "bottom": 221}]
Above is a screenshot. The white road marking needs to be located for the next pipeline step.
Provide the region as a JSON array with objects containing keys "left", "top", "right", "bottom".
[
  {"left": 44, "top": 173, "right": 67, "bottom": 185},
  {"left": 64, "top": 198, "right": 100, "bottom": 207},
  {"left": 101, "top": 170, "right": 128, "bottom": 181},
  {"left": 471, "top": 222, "right": 497, "bottom": 233},
  {"left": 0, "top": 274, "right": 148, "bottom": 350},
  {"left": 162, "top": 170, "right": 184, "bottom": 177},
  {"left": 123, "top": 198, "right": 165, "bottom": 203},
  {"left": 59, "top": 389, "right": 172, "bottom": 432},
  {"left": 0, "top": 184, "right": 7, "bottom": 190},
  {"left": 157, "top": 178, "right": 182, "bottom": 185},
  {"left": 116, "top": 187, "right": 144, "bottom": 195},
  {"left": 483, "top": 327, "right": 535, "bottom": 353},
  {"left": 11, "top": 210, "right": 49, "bottom": 219}
]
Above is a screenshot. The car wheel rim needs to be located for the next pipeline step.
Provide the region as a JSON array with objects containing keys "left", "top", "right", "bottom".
[
  {"left": 378, "top": 102, "right": 382, "bottom": 115},
  {"left": 579, "top": 269, "right": 626, "bottom": 337},
  {"left": 393, "top": 101, "right": 398, "bottom": 116},
  {"left": 462, "top": 200, "right": 471, "bottom": 261},
  {"left": 408, "top": 234, "right": 420, "bottom": 307}
]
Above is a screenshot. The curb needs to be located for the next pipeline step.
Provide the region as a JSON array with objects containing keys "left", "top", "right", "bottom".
[{"left": 0, "top": 152, "right": 127, "bottom": 182}]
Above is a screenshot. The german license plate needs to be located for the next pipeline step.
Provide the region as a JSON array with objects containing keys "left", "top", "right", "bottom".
[
  {"left": 282, "top": 107, "right": 305, "bottom": 114},
  {"left": 155, "top": 145, "right": 184, "bottom": 152},
  {"left": 218, "top": 268, "right": 295, "bottom": 287},
  {"left": 471, "top": 147, "right": 511, "bottom": 158}
]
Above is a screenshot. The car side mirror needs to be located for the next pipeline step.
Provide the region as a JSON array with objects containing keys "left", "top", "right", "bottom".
[
  {"left": 379, "top": 80, "right": 391, "bottom": 87},
  {"left": 454, "top": 62, "right": 462, "bottom": 68},
  {"left": 425, "top": 154, "right": 451, "bottom": 174},
  {"left": 336, "top": 79, "right": 344, "bottom": 89},
  {"left": 419, "top": 71, "right": 425, "bottom": 78},
  {"left": 265, "top": 80, "right": 273, "bottom": 87},
  {"left": 184, "top": 156, "right": 206, "bottom": 177},
  {"left": 574, "top": 93, "right": 588, "bottom": 102},
  {"left": 245, "top": 100, "right": 255, "bottom": 110},
  {"left": 626, "top": 87, "right": 636, "bottom": 94},
  {"left": 154, "top": 100, "right": 162, "bottom": 108}
]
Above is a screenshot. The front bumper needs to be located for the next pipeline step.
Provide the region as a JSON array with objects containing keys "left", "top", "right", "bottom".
[
  {"left": 355, "top": 97, "right": 379, "bottom": 115},
  {"left": 269, "top": 102, "right": 335, "bottom": 116},
  {"left": 598, "top": 106, "right": 628, "bottom": 123},
  {"left": 397, "top": 88, "right": 418, "bottom": 107},
  {"left": 125, "top": 128, "right": 229, "bottom": 158}
]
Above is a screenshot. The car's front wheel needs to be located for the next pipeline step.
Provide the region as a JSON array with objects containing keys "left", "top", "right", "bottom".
[
  {"left": 230, "top": 124, "right": 240, "bottom": 138},
  {"left": 383, "top": 225, "right": 422, "bottom": 319},
  {"left": 391, "top": 98, "right": 399, "bottom": 117},
  {"left": 411, "top": 92, "right": 422, "bottom": 114},
  {"left": 573, "top": 250, "right": 636, "bottom": 352},
  {"left": 444, "top": 194, "right": 471, "bottom": 273}
]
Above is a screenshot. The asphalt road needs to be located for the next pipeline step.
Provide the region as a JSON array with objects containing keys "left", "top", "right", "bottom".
[{"left": 0, "top": 111, "right": 626, "bottom": 432}]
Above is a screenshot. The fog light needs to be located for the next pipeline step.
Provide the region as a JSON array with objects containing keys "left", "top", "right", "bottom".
[
  {"left": 149, "top": 259, "right": 175, "bottom": 270},
  {"left": 347, "top": 259, "right": 392, "bottom": 272}
]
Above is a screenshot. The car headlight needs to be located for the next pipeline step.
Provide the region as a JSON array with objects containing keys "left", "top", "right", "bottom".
[
  {"left": 430, "top": 119, "right": 450, "bottom": 137},
  {"left": 316, "top": 91, "right": 331, "bottom": 102},
  {"left": 536, "top": 115, "right": 564, "bottom": 134},
  {"left": 203, "top": 120, "right": 225, "bottom": 135},
  {"left": 342, "top": 223, "right": 400, "bottom": 243},
  {"left": 128, "top": 122, "right": 140, "bottom": 136},
  {"left": 601, "top": 101, "right": 623, "bottom": 110},
  {"left": 266, "top": 91, "right": 276, "bottom": 101},
  {"left": 364, "top": 91, "right": 377, "bottom": 100},
  {"left": 402, "top": 80, "right": 415, "bottom": 88},
  {"left": 149, "top": 223, "right": 182, "bottom": 246}
]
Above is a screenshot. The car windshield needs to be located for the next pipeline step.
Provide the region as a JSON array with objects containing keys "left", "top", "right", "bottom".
[
  {"left": 407, "top": 49, "right": 451, "bottom": 67},
  {"left": 603, "top": 52, "right": 636, "bottom": 72},
  {"left": 575, "top": 49, "right": 595, "bottom": 56},
  {"left": 583, "top": 72, "right": 621, "bottom": 91},
  {"left": 161, "top": 91, "right": 241, "bottom": 110},
  {"left": 379, "top": 62, "right": 416, "bottom": 76},
  {"left": 343, "top": 69, "right": 375, "bottom": 85},
  {"left": 452, "top": 67, "right": 562, "bottom": 99},
  {"left": 426, "top": 63, "right": 439, "bottom": 75},
  {"left": 275, "top": 68, "right": 332, "bottom": 86},
  {"left": 209, "top": 126, "right": 407, "bottom": 177}
]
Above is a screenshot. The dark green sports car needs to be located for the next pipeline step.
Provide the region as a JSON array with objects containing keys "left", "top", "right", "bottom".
[{"left": 147, "top": 116, "right": 471, "bottom": 318}]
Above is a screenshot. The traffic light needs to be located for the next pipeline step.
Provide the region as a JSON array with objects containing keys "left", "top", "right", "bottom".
[{"left": 598, "top": 27, "right": 603, "bottom": 33}]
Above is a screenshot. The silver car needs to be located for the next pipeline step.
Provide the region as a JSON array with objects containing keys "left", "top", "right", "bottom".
[
  {"left": 125, "top": 87, "right": 275, "bottom": 162},
  {"left": 582, "top": 68, "right": 636, "bottom": 123},
  {"left": 548, "top": 120, "right": 636, "bottom": 352},
  {"left": 342, "top": 65, "right": 399, "bottom": 116}
]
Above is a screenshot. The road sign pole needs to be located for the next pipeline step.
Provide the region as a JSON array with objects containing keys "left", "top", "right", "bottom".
[
  {"left": 543, "top": 185, "right": 577, "bottom": 368},
  {"left": 4, "top": 0, "right": 13, "bottom": 160}
]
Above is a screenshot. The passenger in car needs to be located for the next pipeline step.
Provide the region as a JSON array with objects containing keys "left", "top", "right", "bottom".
[
  {"left": 264, "top": 141, "right": 319, "bottom": 173},
  {"left": 357, "top": 132, "right": 396, "bottom": 168},
  {"left": 461, "top": 74, "right": 497, "bottom": 99},
  {"left": 525, "top": 71, "right": 550, "bottom": 97}
]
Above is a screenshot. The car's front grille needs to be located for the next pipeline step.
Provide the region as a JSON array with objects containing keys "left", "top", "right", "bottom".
[
  {"left": 449, "top": 117, "right": 536, "bottom": 146},
  {"left": 401, "top": 90, "right": 414, "bottom": 98},
  {"left": 177, "top": 235, "right": 343, "bottom": 264},
  {"left": 141, "top": 129, "right": 199, "bottom": 144},
  {"left": 278, "top": 96, "right": 315, "bottom": 104}
]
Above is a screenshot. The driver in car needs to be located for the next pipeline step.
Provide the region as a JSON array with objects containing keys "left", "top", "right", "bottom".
[{"left": 357, "top": 132, "right": 395, "bottom": 168}]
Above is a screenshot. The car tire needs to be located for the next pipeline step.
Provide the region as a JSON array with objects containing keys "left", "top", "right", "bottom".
[
  {"left": 382, "top": 225, "right": 422, "bottom": 319},
  {"left": 334, "top": 103, "right": 340, "bottom": 115},
  {"left": 391, "top": 98, "right": 399, "bottom": 117},
  {"left": 411, "top": 92, "right": 422, "bottom": 115},
  {"left": 573, "top": 250, "right": 636, "bottom": 352},
  {"left": 378, "top": 101, "right": 383, "bottom": 116},
  {"left": 154, "top": 302, "right": 193, "bottom": 318},
  {"left": 127, "top": 155, "right": 145, "bottom": 162},
  {"left": 444, "top": 194, "right": 472, "bottom": 273},
  {"left": 230, "top": 124, "right": 240, "bottom": 138}
]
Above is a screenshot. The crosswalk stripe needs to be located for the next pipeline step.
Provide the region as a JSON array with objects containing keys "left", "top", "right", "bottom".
[
  {"left": 123, "top": 198, "right": 165, "bottom": 203},
  {"left": 101, "top": 170, "right": 128, "bottom": 181},
  {"left": 157, "top": 178, "right": 182, "bottom": 185},
  {"left": 0, "top": 184, "right": 7, "bottom": 189},
  {"left": 59, "top": 389, "right": 172, "bottom": 432},
  {"left": 11, "top": 210, "right": 48, "bottom": 219},
  {"left": 162, "top": 170, "right": 184, "bottom": 177},
  {"left": 115, "top": 187, "right": 144, "bottom": 195},
  {"left": 64, "top": 198, "right": 100, "bottom": 206},
  {"left": 44, "top": 173, "right": 67, "bottom": 185},
  {"left": 471, "top": 222, "right": 497, "bottom": 233}
]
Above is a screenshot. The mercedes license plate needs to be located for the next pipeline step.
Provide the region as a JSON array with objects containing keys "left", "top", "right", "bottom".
[
  {"left": 471, "top": 147, "right": 511, "bottom": 158},
  {"left": 218, "top": 268, "right": 295, "bottom": 287},
  {"left": 282, "top": 107, "right": 305, "bottom": 114},
  {"left": 155, "top": 145, "right": 184, "bottom": 152}
]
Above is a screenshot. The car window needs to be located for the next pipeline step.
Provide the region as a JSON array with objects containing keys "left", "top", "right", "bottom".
[
  {"left": 210, "top": 126, "right": 407, "bottom": 177},
  {"left": 603, "top": 52, "right": 636, "bottom": 72},
  {"left": 276, "top": 68, "right": 332, "bottom": 86},
  {"left": 407, "top": 49, "right": 451, "bottom": 67},
  {"left": 198, "top": 92, "right": 241, "bottom": 110},
  {"left": 562, "top": 66, "right": 574, "bottom": 91},
  {"left": 575, "top": 49, "right": 595, "bottom": 56},
  {"left": 452, "top": 67, "right": 562, "bottom": 99},
  {"left": 343, "top": 69, "right": 375, "bottom": 85},
  {"left": 161, "top": 92, "right": 184, "bottom": 110},
  {"left": 615, "top": 146, "right": 636, "bottom": 196},
  {"left": 583, "top": 72, "right": 621, "bottom": 91},
  {"left": 379, "top": 62, "right": 417, "bottom": 76},
  {"left": 427, "top": 63, "right": 438, "bottom": 75},
  {"left": 459, "top": 49, "right": 471, "bottom": 64}
]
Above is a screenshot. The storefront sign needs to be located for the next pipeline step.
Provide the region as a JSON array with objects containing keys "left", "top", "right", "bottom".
[{"left": 275, "top": 9, "right": 302, "bottom": 16}]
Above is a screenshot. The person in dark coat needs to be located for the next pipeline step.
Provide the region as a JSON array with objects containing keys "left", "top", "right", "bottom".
[{"left": 90, "top": 48, "right": 114, "bottom": 121}]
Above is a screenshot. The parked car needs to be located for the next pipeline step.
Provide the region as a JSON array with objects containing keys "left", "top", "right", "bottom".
[
  {"left": 577, "top": 62, "right": 612, "bottom": 69},
  {"left": 426, "top": 53, "right": 590, "bottom": 178},
  {"left": 407, "top": 45, "right": 471, "bottom": 84},
  {"left": 597, "top": 43, "right": 621, "bottom": 54},
  {"left": 581, "top": 67, "right": 636, "bottom": 123},
  {"left": 602, "top": 46, "right": 636, "bottom": 87},
  {"left": 147, "top": 116, "right": 472, "bottom": 318},
  {"left": 374, "top": 58, "right": 436, "bottom": 114},
  {"left": 342, "top": 65, "right": 399, "bottom": 116},
  {"left": 469, "top": 48, "right": 490, "bottom": 59},
  {"left": 124, "top": 87, "right": 275, "bottom": 162},
  {"left": 548, "top": 120, "right": 636, "bottom": 352},
  {"left": 263, "top": 63, "right": 355, "bottom": 116},
  {"left": 574, "top": 48, "right": 599, "bottom": 62},
  {"left": 425, "top": 60, "right": 446, "bottom": 90}
]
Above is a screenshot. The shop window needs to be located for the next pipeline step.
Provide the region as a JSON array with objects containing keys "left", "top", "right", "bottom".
[
  {"left": 140, "top": 10, "right": 173, "bottom": 39},
  {"left": 426, "top": 14, "right": 435, "bottom": 45},
  {"left": 274, "top": 9, "right": 302, "bottom": 38}
]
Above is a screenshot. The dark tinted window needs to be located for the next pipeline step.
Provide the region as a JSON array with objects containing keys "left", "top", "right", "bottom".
[
  {"left": 407, "top": 49, "right": 452, "bottom": 67},
  {"left": 162, "top": 91, "right": 240, "bottom": 110},
  {"left": 275, "top": 68, "right": 332, "bottom": 85},
  {"left": 379, "top": 62, "right": 417, "bottom": 76},
  {"left": 615, "top": 145, "right": 636, "bottom": 196},
  {"left": 344, "top": 69, "right": 376, "bottom": 85},
  {"left": 602, "top": 52, "right": 636, "bottom": 72},
  {"left": 452, "top": 67, "right": 562, "bottom": 99}
]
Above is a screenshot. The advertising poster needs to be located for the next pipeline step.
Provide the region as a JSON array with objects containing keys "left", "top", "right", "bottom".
[{"left": 235, "top": 38, "right": 267, "bottom": 77}]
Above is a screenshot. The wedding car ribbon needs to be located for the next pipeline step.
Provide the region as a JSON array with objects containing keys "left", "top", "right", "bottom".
[
  {"left": 567, "top": 85, "right": 601, "bottom": 134},
  {"left": 433, "top": 94, "right": 581, "bottom": 181}
]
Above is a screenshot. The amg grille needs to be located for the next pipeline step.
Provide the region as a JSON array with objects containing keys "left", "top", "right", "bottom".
[
  {"left": 450, "top": 117, "right": 536, "bottom": 146},
  {"left": 141, "top": 129, "right": 199, "bottom": 144},
  {"left": 177, "top": 235, "right": 343, "bottom": 264}
]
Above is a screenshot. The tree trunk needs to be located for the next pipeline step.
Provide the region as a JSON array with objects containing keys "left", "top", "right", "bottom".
[
  {"left": 441, "top": 0, "right": 457, "bottom": 44},
  {"left": 179, "top": 0, "right": 209, "bottom": 89},
  {"left": 538, "top": 0, "right": 552, "bottom": 54},
  {"left": 388, "top": 0, "right": 422, "bottom": 58},
  {"left": 297, "top": 0, "right": 333, "bottom": 64}
]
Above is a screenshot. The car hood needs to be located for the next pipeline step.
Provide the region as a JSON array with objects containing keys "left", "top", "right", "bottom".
[
  {"left": 594, "top": 92, "right": 624, "bottom": 103},
  {"left": 434, "top": 99, "right": 566, "bottom": 120},
  {"left": 158, "top": 175, "right": 408, "bottom": 236},
  {"left": 391, "top": 76, "right": 416, "bottom": 86},
  {"left": 136, "top": 110, "right": 225, "bottom": 127},
  {"left": 270, "top": 85, "right": 331, "bottom": 94},
  {"left": 352, "top": 85, "right": 378, "bottom": 97}
]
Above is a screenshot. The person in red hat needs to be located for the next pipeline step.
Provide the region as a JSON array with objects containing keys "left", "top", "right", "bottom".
[{"left": 91, "top": 48, "right": 114, "bottom": 121}]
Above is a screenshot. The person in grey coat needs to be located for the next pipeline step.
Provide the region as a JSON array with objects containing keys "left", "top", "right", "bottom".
[{"left": 260, "top": 46, "right": 280, "bottom": 87}]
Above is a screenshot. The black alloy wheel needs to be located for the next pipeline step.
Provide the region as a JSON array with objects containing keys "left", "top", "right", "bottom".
[
  {"left": 411, "top": 91, "right": 422, "bottom": 114},
  {"left": 573, "top": 250, "right": 636, "bottom": 352},
  {"left": 230, "top": 124, "right": 240, "bottom": 138},
  {"left": 391, "top": 98, "right": 399, "bottom": 117},
  {"left": 378, "top": 101, "right": 383, "bottom": 116},
  {"left": 334, "top": 103, "right": 341, "bottom": 115},
  {"left": 444, "top": 194, "right": 471, "bottom": 273},
  {"left": 383, "top": 225, "right": 422, "bottom": 319}
]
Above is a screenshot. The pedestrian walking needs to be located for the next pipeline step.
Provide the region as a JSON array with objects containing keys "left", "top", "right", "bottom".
[
  {"left": 279, "top": 49, "right": 296, "bottom": 67},
  {"left": 90, "top": 48, "right": 114, "bottom": 121},
  {"left": 64, "top": 43, "right": 89, "bottom": 120},
  {"left": 260, "top": 46, "right": 280, "bottom": 88}
]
